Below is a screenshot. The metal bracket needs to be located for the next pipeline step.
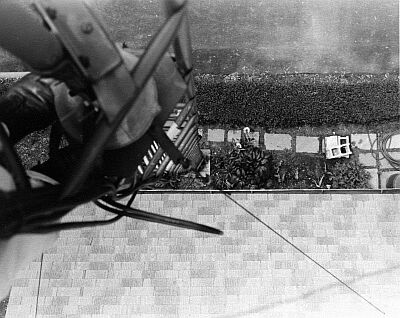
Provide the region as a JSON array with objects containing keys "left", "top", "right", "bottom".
[
  {"left": 33, "top": 0, "right": 121, "bottom": 81},
  {"left": 33, "top": 0, "right": 136, "bottom": 122}
]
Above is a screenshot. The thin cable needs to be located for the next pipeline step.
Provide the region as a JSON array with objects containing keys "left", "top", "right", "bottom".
[
  {"left": 380, "top": 131, "right": 400, "bottom": 170},
  {"left": 366, "top": 128, "right": 381, "bottom": 162},
  {"left": 221, "top": 190, "right": 385, "bottom": 316},
  {"left": 126, "top": 190, "right": 138, "bottom": 207},
  {"left": 0, "top": 183, "right": 116, "bottom": 237},
  {"left": 367, "top": 128, "right": 400, "bottom": 170},
  {"left": 34, "top": 253, "right": 44, "bottom": 318},
  {"left": 124, "top": 174, "right": 168, "bottom": 207}
]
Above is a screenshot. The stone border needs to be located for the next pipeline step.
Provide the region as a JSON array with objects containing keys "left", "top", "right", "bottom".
[
  {"left": 0, "top": 72, "right": 29, "bottom": 78},
  {"left": 137, "top": 189, "right": 400, "bottom": 194}
]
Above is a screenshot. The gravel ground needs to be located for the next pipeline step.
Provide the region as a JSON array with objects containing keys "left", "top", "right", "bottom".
[{"left": 14, "top": 129, "right": 50, "bottom": 169}]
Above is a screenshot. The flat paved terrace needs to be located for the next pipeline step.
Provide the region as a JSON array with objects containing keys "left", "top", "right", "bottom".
[{"left": 5, "top": 191, "right": 400, "bottom": 318}]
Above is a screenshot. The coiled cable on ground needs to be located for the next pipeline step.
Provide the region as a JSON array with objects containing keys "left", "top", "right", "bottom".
[
  {"left": 367, "top": 129, "right": 400, "bottom": 171},
  {"left": 379, "top": 130, "right": 400, "bottom": 171}
]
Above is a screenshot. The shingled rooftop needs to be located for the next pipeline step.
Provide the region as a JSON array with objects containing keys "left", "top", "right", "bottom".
[{"left": 4, "top": 191, "right": 400, "bottom": 318}]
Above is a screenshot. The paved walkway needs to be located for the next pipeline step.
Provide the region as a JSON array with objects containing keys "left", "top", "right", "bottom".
[
  {"left": 200, "top": 127, "right": 400, "bottom": 189},
  {"left": 5, "top": 192, "right": 400, "bottom": 318}
]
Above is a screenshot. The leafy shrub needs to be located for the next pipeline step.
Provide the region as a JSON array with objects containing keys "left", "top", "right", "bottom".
[
  {"left": 172, "top": 172, "right": 210, "bottom": 189},
  {"left": 195, "top": 73, "right": 399, "bottom": 128},
  {"left": 327, "top": 157, "right": 371, "bottom": 189},
  {"left": 211, "top": 136, "right": 275, "bottom": 190},
  {"left": 150, "top": 153, "right": 212, "bottom": 190},
  {"left": 211, "top": 145, "right": 371, "bottom": 190},
  {"left": 273, "top": 151, "right": 331, "bottom": 189}
]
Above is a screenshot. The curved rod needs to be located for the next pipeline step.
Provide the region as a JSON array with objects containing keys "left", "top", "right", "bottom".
[
  {"left": 0, "top": 183, "right": 115, "bottom": 238},
  {"left": 21, "top": 214, "right": 122, "bottom": 234},
  {"left": 98, "top": 198, "right": 223, "bottom": 235}
]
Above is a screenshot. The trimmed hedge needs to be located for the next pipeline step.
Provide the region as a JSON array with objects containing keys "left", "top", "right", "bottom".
[
  {"left": 1, "top": 73, "right": 399, "bottom": 129},
  {"left": 195, "top": 73, "right": 399, "bottom": 128}
]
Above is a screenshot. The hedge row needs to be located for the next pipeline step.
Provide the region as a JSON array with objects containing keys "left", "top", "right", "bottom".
[
  {"left": 194, "top": 73, "right": 399, "bottom": 128},
  {"left": 1, "top": 73, "right": 399, "bottom": 128}
]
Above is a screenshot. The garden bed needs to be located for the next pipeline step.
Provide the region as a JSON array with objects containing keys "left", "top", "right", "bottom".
[{"left": 152, "top": 137, "right": 371, "bottom": 191}]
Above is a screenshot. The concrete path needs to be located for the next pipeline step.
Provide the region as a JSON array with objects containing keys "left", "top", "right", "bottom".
[{"left": 5, "top": 192, "right": 400, "bottom": 318}]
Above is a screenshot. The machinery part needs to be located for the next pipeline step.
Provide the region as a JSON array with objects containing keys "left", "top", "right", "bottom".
[
  {"left": 0, "top": 2, "right": 64, "bottom": 71},
  {"left": 0, "top": 74, "right": 57, "bottom": 144},
  {"left": 34, "top": 0, "right": 162, "bottom": 148},
  {"left": 0, "top": 0, "right": 220, "bottom": 237},
  {"left": 60, "top": 1, "right": 187, "bottom": 197}
]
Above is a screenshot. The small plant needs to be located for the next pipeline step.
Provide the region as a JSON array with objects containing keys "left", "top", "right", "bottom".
[
  {"left": 273, "top": 151, "right": 330, "bottom": 189},
  {"left": 327, "top": 157, "right": 371, "bottom": 189},
  {"left": 211, "top": 134, "right": 275, "bottom": 190},
  {"left": 312, "top": 162, "right": 333, "bottom": 188},
  {"left": 151, "top": 170, "right": 210, "bottom": 190}
]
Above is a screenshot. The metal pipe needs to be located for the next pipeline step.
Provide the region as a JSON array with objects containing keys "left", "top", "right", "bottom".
[
  {"left": 173, "top": 133, "right": 202, "bottom": 174},
  {"left": 143, "top": 0, "right": 200, "bottom": 180},
  {"left": 156, "top": 114, "right": 197, "bottom": 174},
  {"left": 170, "top": 127, "right": 198, "bottom": 174},
  {"left": 143, "top": 147, "right": 168, "bottom": 179},
  {"left": 174, "top": 115, "right": 197, "bottom": 147},
  {"left": 180, "top": 126, "right": 198, "bottom": 152},
  {"left": 142, "top": 98, "right": 195, "bottom": 178},
  {"left": 182, "top": 134, "right": 201, "bottom": 159},
  {"left": 0, "top": 2, "right": 64, "bottom": 71},
  {"left": 157, "top": 123, "right": 197, "bottom": 174},
  {"left": 175, "top": 98, "right": 195, "bottom": 127},
  {"left": 156, "top": 124, "right": 197, "bottom": 175},
  {"left": 171, "top": 133, "right": 198, "bottom": 174},
  {"left": 164, "top": 0, "right": 187, "bottom": 16},
  {"left": 175, "top": 142, "right": 199, "bottom": 174}
]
